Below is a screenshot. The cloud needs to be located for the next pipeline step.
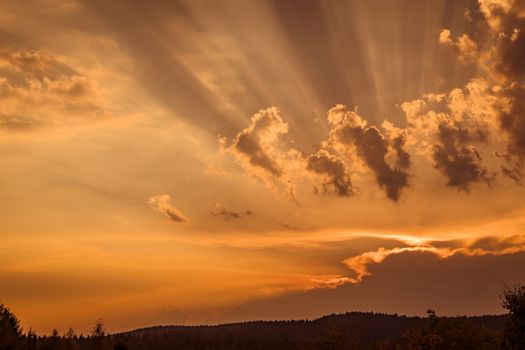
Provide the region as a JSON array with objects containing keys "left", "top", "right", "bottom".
[
  {"left": 148, "top": 194, "right": 187, "bottom": 223},
  {"left": 325, "top": 105, "right": 410, "bottom": 201},
  {"left": 402, "top": 78, "right": 503, "bottom": 190},
  {"left": 438, "top": 29, "right": 478, "bottom": 63},
  {"left": 306, "top": 150, "right": 353, "bottom": 197},
  {"left": 231, "top": 107, "right": 288, "bottom": 177},
  {"left": 227, "top": 248, "right": 525, "bottom": 322},
  {"left": 437, "top": 0, "right": 525, "bottom": 183},
  {"left": 0, "top": 50, "right": 108, "bottom": 129},
  {"left": 432, "top": 122, "right": 493, "bottom": 191},
  {"left": 224, "top": 0, "right": 525, "bottom": 200},
  {"left": 226, "top": 107, "right": 302, "bottom": 202},
  {"left": 211, "top": 202, "right": 252, "bottom": 220},
  {"left": 497, "top": 84, "right": 525, "bottom": 183},
  {"left": 322, "top": 234, "right": 525, "bottom": 286}
]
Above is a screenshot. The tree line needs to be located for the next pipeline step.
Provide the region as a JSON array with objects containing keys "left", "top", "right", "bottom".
[{"left": 1, "top": 284, "right": 524, "bottom": 350}]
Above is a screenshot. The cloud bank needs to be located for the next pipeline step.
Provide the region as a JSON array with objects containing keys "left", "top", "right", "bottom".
[
  {"left": 226, "top": 0, "right": 525, "bottom": 201},
  {"left": 0, "top": 50, "right": 107, "bottom": 129}
]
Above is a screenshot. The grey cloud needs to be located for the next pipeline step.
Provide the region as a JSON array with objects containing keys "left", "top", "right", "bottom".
[
  {"left": 479, "top": 0, "right": 525, "bottom": 81},
  {"left": 328, "top": 105, "right": 410, "bottom": 202},
  {"left": 432, "top": 122, "right": 492, "bottom": 191},
  {"left": 497, "top": 151, "right": 524, "bottom": 184},
  {"left": 234, "top": 133, "right": 282, "bottom": 176},
  {"left": 498, "top": 85, "right": 525, "bottom": 183},
  {"left": 306, "top": 150, "right": 353, "bottom": 197},
  {"left": 231, "top": 107, "right": 288, "bottom": 177},
  {"left": 476, "top": 0, "right": 525, "bottom": 182},
  {"left": 496, "top": 27, "right": 525, "bottom": 81},
  {"left": 391, "top": 134, "right": 411, "bottom": 169},
  {"left": 438, "top": 1, "right": 525, "bottom": 185},
  {"left": 225, "top": 250, "right": 525, "bottom": 322},
  {"left": 496, "top": 26, "right": 525, "bottom": 183}
]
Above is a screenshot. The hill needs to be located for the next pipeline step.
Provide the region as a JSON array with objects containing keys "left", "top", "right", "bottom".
[{"left": 114, "top": 312, "right": 507, "bottom": 349}]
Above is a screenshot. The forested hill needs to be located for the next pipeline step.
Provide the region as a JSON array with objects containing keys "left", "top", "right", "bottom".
[{"left": 117, "top": 312, "right": 507, "bottom": 348}]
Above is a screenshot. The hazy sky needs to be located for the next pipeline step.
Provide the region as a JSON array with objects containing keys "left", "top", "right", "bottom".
[{"left": 1, "top": 0, "right": 525, "bottom": 334}]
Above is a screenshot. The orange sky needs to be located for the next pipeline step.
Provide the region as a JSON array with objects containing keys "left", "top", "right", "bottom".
[{"left": 1, "top": 0, "right": 525, "bottom": 335}]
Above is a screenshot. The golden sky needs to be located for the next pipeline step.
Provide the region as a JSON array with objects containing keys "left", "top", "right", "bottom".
[{"left": 1, "top": 0, "right": 525, "bottom": 334}]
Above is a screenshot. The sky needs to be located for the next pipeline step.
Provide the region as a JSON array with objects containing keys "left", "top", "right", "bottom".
[{"left": 1, "top": 0, "right": 525, "bottom": 335}]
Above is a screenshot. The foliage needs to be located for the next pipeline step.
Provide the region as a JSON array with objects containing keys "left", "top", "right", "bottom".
[
  {"left": 0, "top": 302, "right": 23, "bottom": 350},
  {"left": 91, "top": 320, "right": 106, "bottom": 338},
  {"left": 501, "top": 284, "right": 525, "bottom": 350},
  {"left": 0, "top": 292, "right": 517, "bottom": 350}
]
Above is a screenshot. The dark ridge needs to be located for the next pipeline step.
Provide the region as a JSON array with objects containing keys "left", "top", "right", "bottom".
[{"left": 116, "top": 312, "right": 507, "bottom": 347}]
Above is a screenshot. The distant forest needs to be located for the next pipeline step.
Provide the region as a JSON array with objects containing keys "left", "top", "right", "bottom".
[{"left": 1, "top": 284, "right": 525, "bottom": 350}]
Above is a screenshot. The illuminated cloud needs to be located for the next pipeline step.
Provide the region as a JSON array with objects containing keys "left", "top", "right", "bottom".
[
  {"left": 402, "top": 77, "right": 504, "bottom": 190},
  {"left": 148, "top": 194, "right": 187, "bottom": 223},
  {"left": 229, "top": 104, "right": 411, "bottom": 201},
  {"left": 221, "top": 0, "right": 525, "bottom": 200},
  {"left": 325, "top": 104, "right": 410, "bottom": 202},
  {"left": 3, "top": 0, "right": 525, "bottom": 333},
  {"left": 226, "top": 107, "right": 302, "bottom": 202},
  {"left": 337, "top": 235, "right": 525, "bottom": 285},
  {"left": 0, "top": 50, "right": 107, "bottom": 129},
  {"left": 306, "top": 150, "right": 353, "bottom": 197},
  {"left": 230, "top": 107, "right": 288, "bottom": 177},
  {"left": 438, "top": 29, "right": 478, "bottom": 63},
  {"left": 436, "top": 0, "right": 525, "bottom": 184}
]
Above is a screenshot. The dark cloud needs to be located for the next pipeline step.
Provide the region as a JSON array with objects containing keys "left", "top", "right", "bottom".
[
  {"left": 327, "top": 105, "right": 410, "bottom": 201},
  {"left": 234, "top": 133, "right": 282, "bottom": 176},
  {"left": 306, "top": 150, "right": 353, "bottom": 197},
  {"left": 231, "top": 107, "right": 288, "bottom": 177},
  {"left": 226, "top": 250, "right": 525, "bottom": 322},
  {"left": 475, "top": 1, "right": 525, "bottom": 183},
  {"left": 497, "top": 85, "right": 525, "bottom": 183},
  {"left": 437, "top": 1, "right": 525, "bottom": 186},
  {"left": 496, "top": 27, "right": 525, "bottom": 81},
  {"left": 351, "top": 127, "right": 410, "bottom": 201},
  {"left": 391, "top": 134, "right": 411, "bottom": 169},
  {"left": 497, "top": 151, "right": 524, "bottom": 184},
  {"left": 223, "top": 0, "right": 525, "bottom": 200},
  {"left": 477, "top": 0, "right": 525, "bottom": 81},
  {"left": 432, "top": 122, "right": 493, "bottom": 191}
]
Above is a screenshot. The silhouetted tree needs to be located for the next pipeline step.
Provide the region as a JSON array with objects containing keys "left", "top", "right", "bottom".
[
  {"left": 501, "top": 283, "right": 525, "bottom": 350},
  {"left": 403, "top": 309, "right": 499, "bottom": 350},
  {"left": 65, "top": 328, "right": 76, "bottom": 339},
  {"left": 90, "top": 319, "right": 106, "bottom": 350},
  {"left": 25, "top": 328, "right": 37, "bottom": 350},
  {"left": 90, "top": 320, "right": 106, "bottom": 338},
  {"left": 0, "top": 303, "right": 23, "bottom": 350}
]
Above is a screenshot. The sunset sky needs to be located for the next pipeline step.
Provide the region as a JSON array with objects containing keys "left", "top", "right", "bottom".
[{"left": 1, "top": 0, "right": 525, "bottom": 334}]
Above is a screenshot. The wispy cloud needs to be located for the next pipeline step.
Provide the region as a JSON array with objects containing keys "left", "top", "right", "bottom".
[
  {"left": 0, "top": 50, "right": 108, "bottom": 130},
  {"left": 148, "top": 194, "right": 187, "bottom": 223},
  {"left": 210, "top": 202, "right": 252, "bottom": 220}
]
